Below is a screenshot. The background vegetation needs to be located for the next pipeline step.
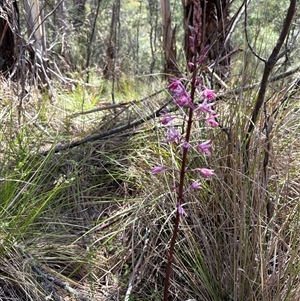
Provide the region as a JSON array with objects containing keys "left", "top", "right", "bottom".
[{"left": 0, "top": 0, "right": 299, "bottom": 300}]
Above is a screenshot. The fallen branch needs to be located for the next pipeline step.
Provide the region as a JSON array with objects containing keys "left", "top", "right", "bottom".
[
  {"left": 217, "top": 65, "right": 300, "bottom": 100},
  {"left": 40, "top": 99, "right": 171, "bottom": 156},
  {"left": 69, "top": 102, "right": 128, "bottom": 117},
  {"left": 69, "top": 89, "right": 165, "bottom": 118},
  {"left": 24, "top": 252, "right": 90, "bottom": 301}
]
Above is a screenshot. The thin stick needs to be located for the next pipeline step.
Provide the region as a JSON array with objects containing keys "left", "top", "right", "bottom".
[
  {"left": 124, "top": 228, "right": 150, "bottom": 301},
  {"left": 39, "top": 99, "right": 171, "bottom": 156},
  {"left": 69, "top": 89, "right": 164, "bottom": 117},
  {"left": 243, "top": 0, "right": 296, "bottom": 173}
]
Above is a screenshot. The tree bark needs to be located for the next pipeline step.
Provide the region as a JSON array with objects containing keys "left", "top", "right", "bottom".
[
  {"left": 147, "top": 0, "right": 159, "bottom": 73},
  {"left": 0, "top": 0, "right": 19, "bottom": 75},
  {"left": 160, "top": 0, "right": 180, "bottom": 78},
  {"left": 182, "top": 0, "right": 231, "bottom": 78},
  {"left": 22, "top": 0, "right": 50, "bottom": 84},
  {"left": 57, "top": 0, "right": 74, "bottom": 70},
  {"left": 103, "top": 0, "right": 120, "bottom": 80}
]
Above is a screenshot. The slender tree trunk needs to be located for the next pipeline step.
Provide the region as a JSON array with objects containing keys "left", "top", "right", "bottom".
[
  {"left": 147, "top": 0, "right": 159, "bottom": 74},
  {"left": 57, "top": 0, "right": 74, "bottom": 70},
  {"left": 85, "top": 0, "right": 102, "bottom": 82},
  {"left": 103, "top": 0, "right": 120, "bottom": 105},
  {"left": 103, "top": 0, "right": 120, "bottom": 81},
  {"left": 22, "top": 0, "right": 50, "bottom": 83},
  {"left": 23, "top": 0, "right": 45, "bottom": 56},
  {"left": 160, "top": 0, "right": 180, "bottom": 78}
]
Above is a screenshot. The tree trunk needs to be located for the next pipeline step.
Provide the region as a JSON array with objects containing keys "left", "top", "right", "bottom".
[
  {"left": 0, "top": 0, "right": 19, "bottom": 75},
  {"left": 182, "top": 0, "right": 231, "bottom": 79},
  {"left": 57, "top": 0, "right": 74, "bottom": 70},
  {"left": 147, "top": 0, "right": 159, "bottom": 74},
  {"left": 22, "top": 0, "right": 50, "bottom": 84},
  {"left": 160, "top": 0, "right": 180, "bottom": 78},
  {"left": 103, "top": 0, "right": 120, "bottom": 80}
]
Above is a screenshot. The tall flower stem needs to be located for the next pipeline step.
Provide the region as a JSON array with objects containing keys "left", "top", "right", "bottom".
[
  {"left": 163, "top": 60, "right": 198, "bottom": 301},
  {"left": 163, "top": 209, "right": 180, "bottom": 301}
]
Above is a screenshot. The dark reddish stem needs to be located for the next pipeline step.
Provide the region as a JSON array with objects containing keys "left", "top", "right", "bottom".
[
  {"left": 163, "top": 210, "right": 180, "bottom": 301},
  {"left": 163, "top": 58, "right": 198, "bottom": 301}
]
